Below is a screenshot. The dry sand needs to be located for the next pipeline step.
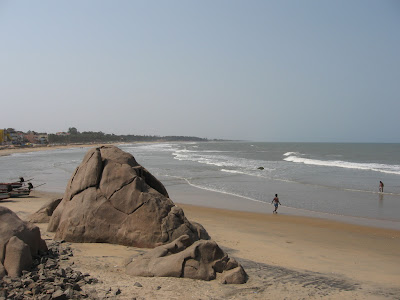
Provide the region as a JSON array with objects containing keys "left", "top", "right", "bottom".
[{"left": 1, "top": 190, "right": 400, "bottom": 299}]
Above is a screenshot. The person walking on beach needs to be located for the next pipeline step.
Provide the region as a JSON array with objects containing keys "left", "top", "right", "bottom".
[
  {"left": 271, "top": 194, "right": 281, "bottom": 214},
  {"left": 379, "top": 181, "right": 384, "bottom": 193}
]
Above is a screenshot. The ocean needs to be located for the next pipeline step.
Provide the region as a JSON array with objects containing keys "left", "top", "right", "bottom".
[{"left": 1, "top": 142, "right": 400, "bottom": 226}]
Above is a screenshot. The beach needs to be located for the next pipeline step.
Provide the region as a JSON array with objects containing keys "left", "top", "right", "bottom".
[
  {"left": 1, "top": 143, "right": 400, "bottom": 299},
  {"left": 2, "top": 186, "right": 399, "bottom": 299},
  {"left": 0, "top": 143, "right": 120, "bottom": 157}
]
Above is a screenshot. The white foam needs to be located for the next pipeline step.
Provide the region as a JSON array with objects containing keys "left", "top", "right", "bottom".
[
  {"left": 165, "top": 175, "right": 267, "bottom": 204},
  {"left": 283, "top": 152, "right": 300, "bottom": 156},
  {"left": 284, "top": 155, "right": 400, "bottom": 175},
  {"left": 123, "top": 143, "right": 179, "bottom": 152},
  {"left": 172, "top": 150, "right": 272, "bottom": 172}
]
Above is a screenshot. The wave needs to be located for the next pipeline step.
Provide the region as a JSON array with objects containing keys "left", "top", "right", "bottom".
[
  {"left": 172, "top": 150, "right": 273, "bottom": 172},
  {"left": 174, "top": 149, "right": 230, "bottom": 153},
  {"left": 284, "top": 155, "right": 400, "bottom": 175},
  {"left": 122, "top": 143, "right": 180, "bottom": 153},
  {"left": 283, "top": 152, "right": 300, "bottom": 156}
]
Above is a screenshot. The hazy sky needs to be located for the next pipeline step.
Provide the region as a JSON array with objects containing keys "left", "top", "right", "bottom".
[{"left": 1, "top": 1, "right": 399, "bottom": 142}]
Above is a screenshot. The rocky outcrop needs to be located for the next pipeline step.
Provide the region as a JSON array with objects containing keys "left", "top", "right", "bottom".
[
  {"left": 48, "top": 146, "right": 210, "bottom": 248},
  {"left": 47, "top": 145, "right": 247, "bottom": 284},
  {"left": 125, "top": 235, "right": 247, "bottom": 284},
  {"left": 0, "top": 241, "right": 100, "bottom": 299},
  {"left": 27, "top": 198, "right": 62, "bottom": 223},
  {"left": 0, "top": 206, "right": 48, "bottom": 278}
]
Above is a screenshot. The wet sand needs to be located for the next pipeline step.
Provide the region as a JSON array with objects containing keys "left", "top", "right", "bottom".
[
  {"left": 166, "top": 182, "right": 400, "bottom": 231},
  {"left": 1, "top": 189, "right": 399, "bottom": 299}
]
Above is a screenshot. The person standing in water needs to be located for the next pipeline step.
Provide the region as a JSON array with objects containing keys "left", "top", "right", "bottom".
[
  {"left": 271, "top": 194, "right": 281, "bottom": 214},
  {"left": 379, "top": 181, "right": 384, "bottom": 193}
]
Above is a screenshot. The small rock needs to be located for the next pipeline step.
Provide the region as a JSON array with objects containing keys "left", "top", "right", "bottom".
[
  {"left": 52, "top": 289, "right": 66, "bottom": 299},
  {"left": 63, "top": 288, "right": 74, "bottom": 298},
  {"left": 134, "top": 282, "right": 142, "bottom": 287}
]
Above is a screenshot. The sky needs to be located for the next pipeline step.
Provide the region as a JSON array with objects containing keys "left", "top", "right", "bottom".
[{"left": 1, "top": 1, "right": 399, "bottom": 142}]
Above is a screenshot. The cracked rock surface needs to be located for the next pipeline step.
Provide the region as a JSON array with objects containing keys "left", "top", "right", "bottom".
[{"left": 47, "top": 146, "right": 209, "bottom": 248}]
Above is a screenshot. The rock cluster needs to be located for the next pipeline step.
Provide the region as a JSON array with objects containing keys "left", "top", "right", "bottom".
[
  {"left": 125, "top": 235, "right": 247, "bottom": 284},
  {"left": 0, "top": 206, "right": 47, "bottom": 278},
  {"left": 45, "top": 146, "right": 247, "bottom": 284},
  {"left": 48, "top": 146, "right": 209, "bottom": 247},
  {"left": 0, "top": 241, "right": 99, "bottom": 300},
  {"left": 27, "top": 198, "right": 62, "bottom": 224}
]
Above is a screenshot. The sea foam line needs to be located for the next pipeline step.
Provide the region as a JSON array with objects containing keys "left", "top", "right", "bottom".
[
  {"left": 164, "top": 175, "right": 267, "bottom": 204},
  {"left": 284, "top": 156, "right": 400, "bottom": 175},
  {"left": 163, "top": 175, "right": 400, "bottom": 225}
]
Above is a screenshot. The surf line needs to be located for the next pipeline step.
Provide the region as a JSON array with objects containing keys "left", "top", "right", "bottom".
[{"left": 163, "top": 174, "right": 268, "bottom": 205}]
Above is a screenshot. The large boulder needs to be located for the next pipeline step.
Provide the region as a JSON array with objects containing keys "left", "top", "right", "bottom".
[
  {"left": 27, "top": 198, "right": 62, "bottom": 223},
  {"left": 48, "top": 146, "right": 210, "bottom": 248},
  {"left": 0, "top": 206, "right": 48, "bottom": 278},
  {"left": 125, "top": 235, "right": 247, "bottom": 284}
]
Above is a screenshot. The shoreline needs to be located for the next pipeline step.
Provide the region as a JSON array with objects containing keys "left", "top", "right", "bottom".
[
  {"left": 0, "top": 142, "right": 126, "bottom": 157},
  {"left": 2, "top": 143, "right": 399, "bottom": 231},
  {"left": 167, "top": 181, "right": 400, "bottom": 231},
  {"left": 1, "top": 190, "right": 399, "bottom": 299}
]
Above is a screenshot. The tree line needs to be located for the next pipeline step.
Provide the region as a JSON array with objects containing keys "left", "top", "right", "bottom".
[{"left": 48, "top": 128, "right": 208, "bottom": 144}]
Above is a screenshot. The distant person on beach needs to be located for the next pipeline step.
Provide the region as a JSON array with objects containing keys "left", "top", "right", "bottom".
[
  {"left": 379, "top": 181, "right": 384, "bottom": 193},
  {"left": 271, "top": 194, "right": 281, "bottom": 214}
]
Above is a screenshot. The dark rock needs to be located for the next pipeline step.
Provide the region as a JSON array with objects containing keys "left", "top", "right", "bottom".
[
  {"left": 0, "top": 241, "right": 99, "bottom": 300},
  {"left": 133, "top": 282, "right": 143, "bottom": 287}
]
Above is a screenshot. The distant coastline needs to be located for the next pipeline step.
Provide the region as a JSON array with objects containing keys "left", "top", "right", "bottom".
[
  {"left": 0, "top": 142, "right": 117, "bottom": 157},
  {"left": 0, "top": 132, "right": 219, "bottom": 157}
]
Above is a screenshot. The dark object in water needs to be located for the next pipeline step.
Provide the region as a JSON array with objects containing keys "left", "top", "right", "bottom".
[{"left": 257, "top": 167, "right": 264, "bottom": 170}]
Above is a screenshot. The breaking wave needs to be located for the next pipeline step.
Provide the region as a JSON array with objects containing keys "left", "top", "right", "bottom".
[{"left": 283, "top": 155, "right": 400, "bottom": 175}]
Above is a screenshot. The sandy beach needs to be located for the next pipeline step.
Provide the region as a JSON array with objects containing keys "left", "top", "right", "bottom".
[
  {"left": 1, "top": 187, "right": 399, "bottom": 299},
  {"left": 0, "top": 143, "right": 121, "bottom": 157}
]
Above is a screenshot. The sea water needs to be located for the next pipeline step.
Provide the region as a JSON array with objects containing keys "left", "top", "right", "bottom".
[{"left": 1, "top": 142, "right": 399, "bottom": 225}]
